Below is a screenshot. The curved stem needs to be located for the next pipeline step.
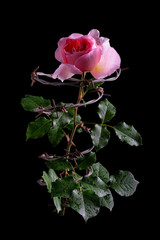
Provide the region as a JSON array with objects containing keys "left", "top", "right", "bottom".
[
  {"left": 83, "top": 121, "right": 114, "bottom": 129},
  {"left": 66, "top": 73, "right": 84, "bottom": 156}
]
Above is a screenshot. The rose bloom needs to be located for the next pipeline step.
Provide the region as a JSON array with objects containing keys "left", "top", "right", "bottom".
[{"left": 52, "top": 29, "right": 121, "bottom": 81}]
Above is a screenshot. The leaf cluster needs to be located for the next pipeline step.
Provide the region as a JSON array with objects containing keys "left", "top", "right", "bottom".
[
  {"left": 21, "top": 90, "right": 142, "bottom": 222},
  {"left": 21, "top": 95, "right": 81, "bottom": 146},
  {"left": 43, "top": 162, "right": 139, "bottom": 222},
  {"left": 21, "top": 94, "right": 142, "bottom": 148}
]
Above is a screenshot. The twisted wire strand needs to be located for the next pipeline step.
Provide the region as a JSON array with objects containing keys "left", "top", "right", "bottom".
[
  {"left": 31, "top": 68, "right": 121, "bottom": 87},
  {"left": 39, "top": 145, "right": 94, "bottom": 161}
]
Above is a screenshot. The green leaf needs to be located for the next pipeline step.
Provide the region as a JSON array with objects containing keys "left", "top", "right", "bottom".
[
  {"left": 76, "top": 152, "right": 96, "bottom": 170},
  {"left": 42, "top": 170, "right": 62, "bottom": 213},
  {"left": 100, "top": 190, "right": 114, "bottom": 211},
  {"left": 51, "top": 112, "right": 71, "bottom": 128},
  {"left": 48, "top": 126, "right": 65, "bottom": 147},
  {"left": 48, "top": 169, "right": 59, "bottom": 182},
  {"left": 81, "top": 163, "right": 110, "bottom": 197},
  {"left": 42, "top": 171, "right": 52, "bottom": 193},
  {"left": 51, "top": 102, "right": 81, "bottom": 133},
  {"left": 51, "top": 103, "right": 77, "bottom": 129},
  {"left": 91, "top": 162, "right": 110, "bottom": 184},
  {"left": 110, "top": 170, "right": 139, "bottom": 197},
  {"left": 114, "top": 122, "right": 142, "bottom": 146},
  {"left": 42, "top": 169, "right": 58, "bottom": 193},
  {"left": 91, "top": 124, "right": 110, "bottom": 151},
  {"left": 45, "top": 159, "right": 72, "bottom": 171},
  {"left": 21, "top": 94, "right": 51, "bottom": 112},
  {"left": 50, "top": 105, "right": 79, "bottom": 138},
  {"left": 81, "top": 179, "right": 110, "bottom": 198},
  {"left": 69, "top": 163, "right": 114, "bottom": 221},
  {"left": 70, "top": 171, "right": 82, "bottom": 180},
  {"left": 64, "top": 115, "right": 81, "bottom": 131},
  {"left": 53, "top": 197, "right": 62, "bottom": 213},
  {"left": 97, "top": 98, "right": 116, "bottom": 123},
  {"left": 26, "top": 117, "right": 52, "bottom": 140},
  {"left": 51, "top": 176, "right": 79, "bottom": 198},
  {"left": 69, "top": 189, "right": 100, "bottom": 222},
  {"left": 85, "top": 81, "right": 104, "bottom": 94}
]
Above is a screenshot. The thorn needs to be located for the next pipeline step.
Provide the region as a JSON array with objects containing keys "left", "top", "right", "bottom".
[
  {"left": 104, "top": 93, "right": 111, "bottom": 97},
  {"left": 65, "top": 170, "right": 69, "bottom": 176},
  {"left": 31, "top": 66, "right": 39, "bottom": 87},
  {"left": 121, "top": 67, "right": 129, "bottom": 71},
  {"left": 64, "top": 132, "right": 76, "bottom": 147}
]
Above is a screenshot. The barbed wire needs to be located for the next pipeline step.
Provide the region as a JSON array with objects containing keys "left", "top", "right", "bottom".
[{"left": 31, "top": 66, "right": 121, "bottom": 87}]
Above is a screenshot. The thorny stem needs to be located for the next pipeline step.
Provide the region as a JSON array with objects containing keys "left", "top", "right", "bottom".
[
  {"left": 61, "top": 73, "right": 85, "bottom": 216},
  {"left": 66, "top": 73, "right": 85, "bottom": 157},
  {"left": 31, "top": 68, "right": 122, "bottom": 216}
]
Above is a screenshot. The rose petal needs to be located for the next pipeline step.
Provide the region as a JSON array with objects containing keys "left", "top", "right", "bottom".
[
  {"left": 55, "top": 48, "right": 63, "bottom": 62},
  {"left": 65, "top": 51, "right": 85, "bottom": 65},
  {"left": 90, "top": 46, "right": 121, "bottom": 79},
  {"left": 66, "top": 64, "right": 82, "bottom": 74},
  {"left": 88, "top": 29, "right": 109, "bottom": 46},
  {"left": 69, "top": 33, "right": 83, "bottom": 39},
  {"left": 88, "top": 29, "right": 100, "bottom": 42},
  {"left": 64, "top": 35, "right": 95, "bottom": 65},
  {"left": 57, "top": 37, "right": 67, "bottom": 48},
  {"left": 75, "top": 47, "right": 102, "bottom": 72},
  {"left": 56, "top": 37, "right": 68, "bottom": 63},
  {"left": 101, "top": 38, "right": 110, "bottom": 53},
  {"left": 51, "top": 63, "right": 82, "bottom": 82}
]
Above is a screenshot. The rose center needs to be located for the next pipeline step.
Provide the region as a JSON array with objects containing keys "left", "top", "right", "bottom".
[{"left": 64, "top": 39, "right": 92, "bottom": 54}]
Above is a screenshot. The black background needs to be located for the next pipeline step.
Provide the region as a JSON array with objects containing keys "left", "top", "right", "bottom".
[{"left": 7, "top": 1, "right": 152, "bottom": 238}]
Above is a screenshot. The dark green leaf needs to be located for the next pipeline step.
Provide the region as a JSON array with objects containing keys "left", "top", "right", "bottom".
[
  {"left": 42, "top": 169, "right": 62, "bottom": 213},
  {"left": 51, "top": 103, "right": 76, "bottom": 129},
  {"left": 81, "top": 162, "right": 110, "bottom": 197},
  {"left": 51, "top": 176, "right": 79, "bottom": 198},
  {"left": 71, "top": 171, "right": 83, "bottom": 180},
  {"left": 91, "top": 124, "right": 110, "bottom": 151},
  {"left": 42, "top": 169, "right": 58, "bottom": 193},
  {"left": 85, "top": 81, "right": 104, "bottom": 94},
  {"left": 21, "top": 94, "right": 51, "bottom": 112},
  {"left": 26, "top": 117, "right": 52, "bottom": 140},
  {"left": 91, "top": 162, "right": 110, "bottom": 184},
  {"left": 100, "top": 189, "right": 114, "bottom": 211},
  {"left": 69, "top": 189, "right": 100, "bottom": 222},
  {"left": 76, "top": 152, "right": 96, "bottom": 170},
  {"left": 48, "top": 126, "right": 65, "bottom": 147},
  {"left": 69, "top": 162, "right": 113, "bottom": 221},
  {"left": 110, "top": 170, "right": 139, "bottom": 197},
  {"left": 97, "top": 98, "right": 116, "bottom": 122},
  {"left": 114, "top": 122, "right": 142, "bottom": 146},
  {"left": 76, "top": 127, "right": 83, "bottom": 133},
  {"left": 81, "top": 179, "right": 109, "bottom": 198},
  {"left": 45, "top": 159, "right": 72, "bottom": 171},
  {"left": 51, "top": 112, "right": 72, "bottom": 128},
  {"left": 64, "top": 115, "right": 81, "bottom": 131},
  {"left": 42, "top": 171, "right": 52, "bottom": 193}
]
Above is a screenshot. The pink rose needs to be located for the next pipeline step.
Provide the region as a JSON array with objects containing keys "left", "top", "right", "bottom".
[{"left": 52, "top": 29, "right": 121, "bottom": 81}]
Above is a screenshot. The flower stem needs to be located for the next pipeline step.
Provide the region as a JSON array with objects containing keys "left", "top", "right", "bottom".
[
  {"left": 83, "top": 121, "right": 114, "bottom": 129},
  {"left": 66, "top": 73, "right": 84, "bottom": 156},
  {"left": 62, "top": 74, "right": 84, "bottom": 215}
]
